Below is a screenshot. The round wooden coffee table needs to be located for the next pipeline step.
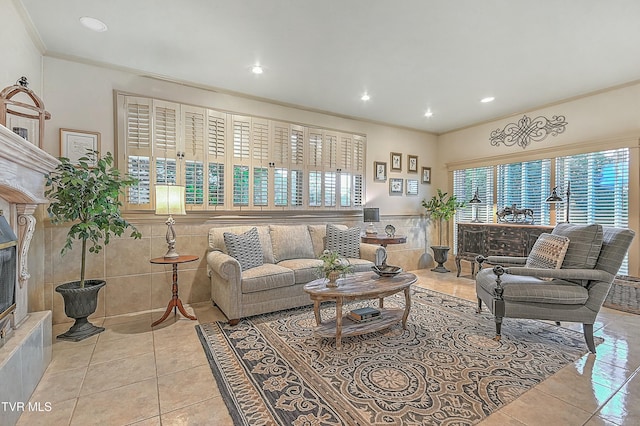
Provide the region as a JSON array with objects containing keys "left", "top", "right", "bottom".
[{"left": 303, "top": 271, "right": 416, "bottom": 349}]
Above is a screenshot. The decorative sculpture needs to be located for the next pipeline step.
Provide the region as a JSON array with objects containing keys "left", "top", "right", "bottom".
[
  {"left": 489, "top": 115, "right": 567, "bottom": 149},
  {"left": 496, "top": 204, "right": 534, "bottom": 224}
]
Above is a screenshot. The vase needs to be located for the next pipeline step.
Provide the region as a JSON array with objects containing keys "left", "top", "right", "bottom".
[
  {"left": 55, "top": 279, "right": 106, "bottom": 341},
  {"left": 431, "top": 245, "right": 451, "bottom": 273},
  {"left": 326, "top": 271, "right": 341, "bottom": 287}
]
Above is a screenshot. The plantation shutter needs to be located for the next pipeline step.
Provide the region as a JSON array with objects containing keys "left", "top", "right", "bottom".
[
  {"left": 272, "top": 122, "right": 290, "bottom": 208},
  {"left": 496, "top": 159, "right": 551, "bottom": 225},
  {"left": 231, "top": 115, "right": 251, "bottom": 208},
  {"left": 181, "top": 105, "right": 206, "bottom": 209},
  {"left": 557, "top": 148, "right": 629, "bottom": 273},
  {"left": 123, "top": 96, "right": 152, "bottom": 209},
  {"left": 206, "top": 109, "right": 226, "bottom": 209},
  {"left": 290, "top": 125, "right": 305, "bottom": 208}
]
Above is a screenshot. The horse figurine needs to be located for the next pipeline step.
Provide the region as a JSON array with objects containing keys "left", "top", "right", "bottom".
[{"left": 496, "top": 204, "right": 534, "bottom": 224}]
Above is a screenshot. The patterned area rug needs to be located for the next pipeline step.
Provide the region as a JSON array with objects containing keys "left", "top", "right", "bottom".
[{"left": 197, "top": 288, "right": 597, "bottom": 425}]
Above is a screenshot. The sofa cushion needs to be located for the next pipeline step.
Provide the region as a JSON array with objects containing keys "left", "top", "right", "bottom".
[
  {"left": 345, "top": 258, "right": 375, "bottom": 273},
  {"left": 551, "top": 223, "right": 603, "bottom": 270},
  {"left": 270, "top": 225, "right": 315, "bottom": 262},
  {"left": 525, "top": 233, "right": 570, "bottom": 279},
  {"left": 278, "top": 258, "right": 323, "bottom": 284},
  {"left": 224, "top": 227, "right": 264, "bottom": 271},
  {"left": 241, "top": 263, "right": 295, "bottom": 293},
  {"left": 326, "top": 224, "right": 360, "bottom": 258}
]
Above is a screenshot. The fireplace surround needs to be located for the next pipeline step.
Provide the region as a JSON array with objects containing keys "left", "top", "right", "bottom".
[{"left": 0, "top": 124, "right": 58, "bottom": 425}]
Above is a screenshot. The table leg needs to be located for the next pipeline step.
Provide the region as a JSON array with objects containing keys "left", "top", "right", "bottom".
[
  {"left": 151, "top": 263, "right": 197, "bottom": 327},
  {"left": 379, "top": 297, "right": 384, "bottom": 308},
  {"left": 402, "top": 287, "right": 411, "bottom": 329},
  {"left": 313, "top": 300, "right": 321, "bottom": 325},
  {"left": 335, "top": 297, "right": 343, "bottom": 349}
]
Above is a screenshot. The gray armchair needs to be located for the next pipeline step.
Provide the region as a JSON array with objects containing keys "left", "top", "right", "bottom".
[{"left": 476, "top": 224, "right": 635, "bottom": 353}]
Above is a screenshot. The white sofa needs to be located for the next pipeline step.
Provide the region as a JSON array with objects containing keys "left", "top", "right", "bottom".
[{"left": 206, "top": 224, "right": 386, "bottom": 324}]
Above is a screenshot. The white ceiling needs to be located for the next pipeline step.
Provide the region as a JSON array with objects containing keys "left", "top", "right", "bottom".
[{"left": 18, "top": 0, "right": 640, "bottom": 134}]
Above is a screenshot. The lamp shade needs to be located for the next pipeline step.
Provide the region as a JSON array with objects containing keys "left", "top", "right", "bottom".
[
  {"left": 545, "top": 187, "right": 563, "bottom": 203},
  {"left": 469, "top": 188, "right": 482, "bottom": 204},
  {"left": 363, "top": 207, "right": 380, "bottom": 223},
  {"left": 155, "top": 185, "right": 186, "bottom": 215}
]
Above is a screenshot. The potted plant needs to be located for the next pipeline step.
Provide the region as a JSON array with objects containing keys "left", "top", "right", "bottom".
[
  {"left": 45, "top": 151, "right": 142, "bottom": 341},
  {"left": 317, "top": 250, "right": 353, "bottom": 287},
  {"left": 422, "top": 189, "right": 465, "bottom": 273}
]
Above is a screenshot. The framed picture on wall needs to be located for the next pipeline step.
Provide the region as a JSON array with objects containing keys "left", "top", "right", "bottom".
[
  {"left": 408, "top": 155, "right": 418, "bottom": 173},
  {"left": 422, "top": 167, "right": 431, "bottom": 184},
  {"left": 406, "top": 179, "right": 419, "bottom": 195},
  {"left": 374, "top": 161, "right": 387, "bottom": 182},
  {"left": 390, "top": 152, "right": 402, "bottom": 172},
  {"left": 60, "top": 128, "right": 101, "bottom": 166},
  {"left": 389, "top": 178, "right": 404, "bottom": 195}
]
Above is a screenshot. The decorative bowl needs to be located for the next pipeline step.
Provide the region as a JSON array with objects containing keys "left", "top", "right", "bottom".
[{"left": 372, "top": 265, "right": 403, "bottom": 277}]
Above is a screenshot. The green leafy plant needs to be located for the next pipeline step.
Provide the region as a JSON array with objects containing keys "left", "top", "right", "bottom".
[
  {"left": 317, "top": 250, "right": 353, "bottom": 279},
  {"left": 45, "top": 151, "right": 142, "bottom": 287},
  {"left": 422, "top": 189, "right": 465, "bottom": 246}
]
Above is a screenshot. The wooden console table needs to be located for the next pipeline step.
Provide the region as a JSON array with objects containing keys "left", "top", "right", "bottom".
[{"left": 455, "top": 223, "right": 553, "bottom": 277}]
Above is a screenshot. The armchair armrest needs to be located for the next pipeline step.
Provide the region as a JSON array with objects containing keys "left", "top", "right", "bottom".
[
  {"left": 477, "top": 255, "right": 527, "bottom": 266},
  {"left": 360, "top": 243, "right": 386, "bottom": 265},
  {"left": 504, "top": 266, "right": 613, "bottom": 283},
  {"left": 206, "top": 250, "right": 241, "bottom": 280}
]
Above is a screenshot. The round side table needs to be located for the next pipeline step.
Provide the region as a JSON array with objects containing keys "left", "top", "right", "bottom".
[{"left": 150, "top": 254, "right": 199, "bottom": 327}]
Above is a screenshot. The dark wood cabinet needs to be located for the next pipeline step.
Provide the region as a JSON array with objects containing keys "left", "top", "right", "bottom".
[{"left": 455, "top": 222, "right": 553, "bottom": 277}]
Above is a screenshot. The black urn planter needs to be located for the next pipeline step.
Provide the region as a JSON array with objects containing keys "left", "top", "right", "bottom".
[
  {"left": 430, "top": 246, "right": 451, "bottom": 273},
  {"left": 55, "top": 280, "right": 106, "bottom": 341}
]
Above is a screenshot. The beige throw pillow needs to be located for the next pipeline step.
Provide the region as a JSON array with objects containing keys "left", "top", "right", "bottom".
[{"left": 525, "top": 233, "right": 571, "bottom": 279}]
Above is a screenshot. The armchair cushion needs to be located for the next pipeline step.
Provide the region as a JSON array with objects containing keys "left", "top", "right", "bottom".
[
  {"left": 525, "top": 233, "right": 570, "bottom": 278},
  {"left": 325, "top": 224, "right": 360, "bottom": 258},
  {"left": 223, "top": 227, "right": 264, "bottom": 271},
  {"left": 552, "top": 223, "right": 603, "bottom": 270}
]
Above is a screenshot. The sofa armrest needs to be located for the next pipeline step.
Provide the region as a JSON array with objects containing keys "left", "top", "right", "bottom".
[
  {"left": 206, "top": 250, "right": 241, "bottom": 281},
  {"left": 360, "top": 243, "right": 386, "bottom": 265}
]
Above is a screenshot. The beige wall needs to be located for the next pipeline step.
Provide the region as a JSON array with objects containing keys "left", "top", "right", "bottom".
[{"left": 36, "top": 57, "right": 437, "bottom": 323}]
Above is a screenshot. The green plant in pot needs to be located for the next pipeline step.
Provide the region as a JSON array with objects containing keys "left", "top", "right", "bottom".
[
  {"left": 45, "top": 151, "right": 141, "bottom": 341},
  {"left": 422, "top": 189, "right": 465, "bottom": 273}
]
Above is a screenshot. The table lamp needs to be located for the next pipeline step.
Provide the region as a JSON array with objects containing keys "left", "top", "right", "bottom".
[
  {"left": 363, "top": 207, "right": 380, "bottom": 235},
  {"left": 468, "top": 188, "right": 482, "bottom": 223},
  {"left": 545, "top": 180, "right": 571, "bottom": 223},
  {"left": 155, "top": 185, "right": 186, "bottom": 258}
]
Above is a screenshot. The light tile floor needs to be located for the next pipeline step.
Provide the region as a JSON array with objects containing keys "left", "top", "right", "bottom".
[{"left": 17, "top": 269, "right": 640, "bottom": 425}]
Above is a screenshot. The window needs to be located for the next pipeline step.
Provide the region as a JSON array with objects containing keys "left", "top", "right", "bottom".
[
  {"left": 451, "top": 148, "right": 630, "bottom": 274},
  {"left": 497, "top": 159, "right": 552, "bottom": 225},
  {"left": 117, "top": 93, "right": 366, "bottom": 212}
]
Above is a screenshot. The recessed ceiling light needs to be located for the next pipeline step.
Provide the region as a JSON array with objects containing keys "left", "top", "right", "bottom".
[
  {"left": 424, "top": 110, "right": 433, "bottom": 118},
  {"left": 251, "top": 65, "right": 263, "bottom": 74},
  {"left": 480, "top": 96, "right": 495, "bottom": 103},
  {"left": 361, "top": 93, "right": 370, "bottom": 101},
  {"left": 79, "top": 16, "right": 108, "bottom": 32}
]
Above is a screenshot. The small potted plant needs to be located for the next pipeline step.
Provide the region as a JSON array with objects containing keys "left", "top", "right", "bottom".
[
  {"left": 422, "top": 189, "right": 465, "bottom": 273},
  {"left": 45, "top": 151, "right": 142, "bottom": 341},
  {"left": 317, "top": 250, "right": 353, "bottom": 287}
]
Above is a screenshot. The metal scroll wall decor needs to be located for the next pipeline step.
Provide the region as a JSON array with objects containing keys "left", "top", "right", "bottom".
[{"left": 489, "top": 115, "right": 567, "bottom": 149}]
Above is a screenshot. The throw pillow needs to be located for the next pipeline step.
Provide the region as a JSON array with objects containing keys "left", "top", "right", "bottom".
[
  {"left": 223, "top": 227, "right": 264, "bottom": 271},
  {"left": 325, "top": 224, "right": 360, "bottom": 258},
  {"left": 525, "top": 233, "right": 571, "bottom": 278},
  {"left": 551, "top": 223, "right": 603, "bottom": 269}
]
